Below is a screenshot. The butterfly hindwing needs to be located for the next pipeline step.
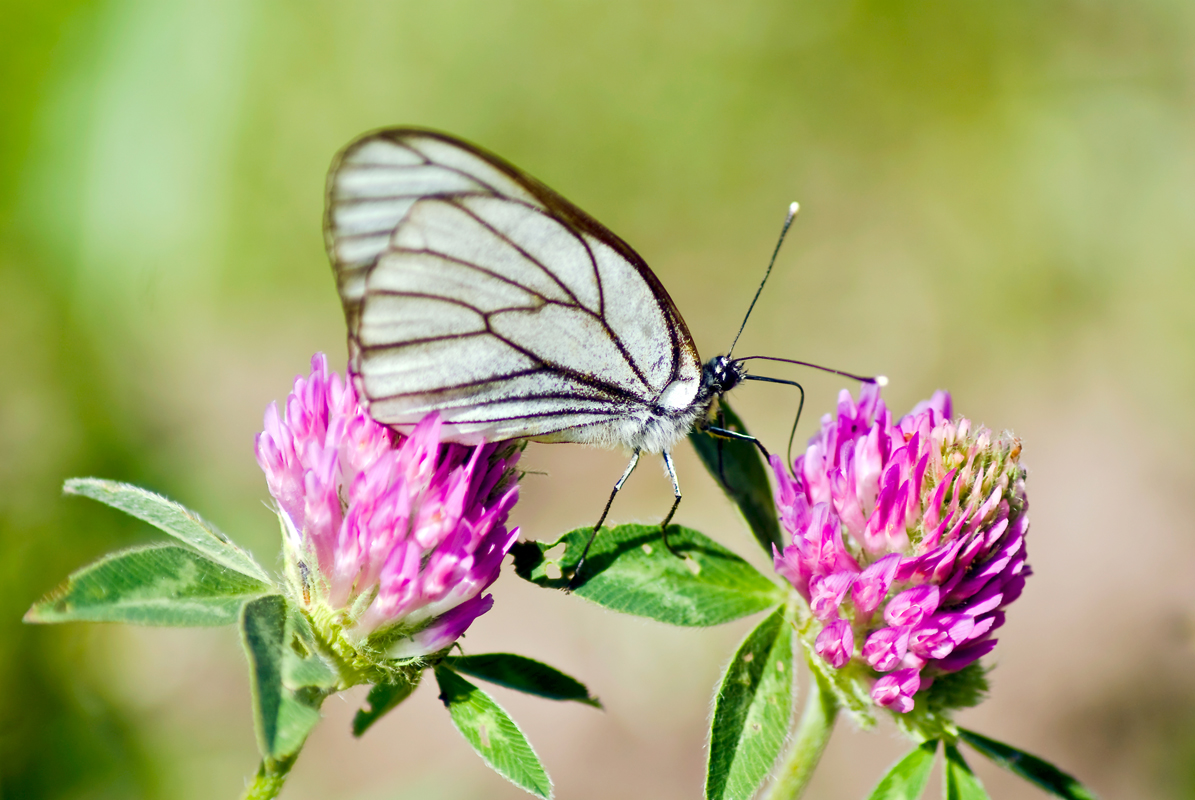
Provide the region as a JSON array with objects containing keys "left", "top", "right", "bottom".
[{"left": 325, "top": 128, "right": 702, "bottom": 446}]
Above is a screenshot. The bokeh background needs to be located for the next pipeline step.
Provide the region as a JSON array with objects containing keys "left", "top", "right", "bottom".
[{"left": 3, "top": 1, "right": 1194, "bottom": 798}]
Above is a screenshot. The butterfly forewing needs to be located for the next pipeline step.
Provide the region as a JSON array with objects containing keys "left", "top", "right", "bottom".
[{"left": 325, "top": 128, "right": 702, "bottom": 448}]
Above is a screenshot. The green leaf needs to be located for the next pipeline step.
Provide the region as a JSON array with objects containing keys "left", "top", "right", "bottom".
[
  {"left": 866, "top": 740, "right": 938, "bottom": 800},
  {"left": 705, "top": 606, "right": 794, "bottom": 800},
  {"left": 959, "top": 729, "right": 1098, "bottom": 800},
  {"left": 241, "top": 595, "right": 327, "bottom": 760},
  {"left": 353, "top": 675, "right": 422, "bottom": 737},
  {"left": 434, "top": 666, "right": 552, "bottom": 799},
  {"left": 444, "top": 653, "right": 601, "bottom": 708},
  {"left": 689, "top": 401, "right": 784, "bottom": 555},
  {"left": 24, "top": 544, "right": 270, "bottom": 626},
  {"left": 945, "top": 744, "right": 991, "bottom": 800},
  {"left": 511, "top": 523, "right": 784, "bottom": 626},
  {"left": 65, "top": 478, "right": 269, "bottom": 581}
]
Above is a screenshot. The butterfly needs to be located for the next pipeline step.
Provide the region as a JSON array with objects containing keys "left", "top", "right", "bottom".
[{"left": 323, "top": 127, "right": 880, "bottom": 581}]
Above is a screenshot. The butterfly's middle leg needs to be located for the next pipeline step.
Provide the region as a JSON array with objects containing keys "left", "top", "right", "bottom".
[
  {"left": 660, "top": 450, "right": 683, "bottom": 556},
  {"left": 568, "top": 450, "right": 641, "bottom": 590}
]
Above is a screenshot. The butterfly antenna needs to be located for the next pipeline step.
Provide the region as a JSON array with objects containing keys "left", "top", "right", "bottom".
[{"left": 727, "top": 201, "right": 799, "bottom": 358}]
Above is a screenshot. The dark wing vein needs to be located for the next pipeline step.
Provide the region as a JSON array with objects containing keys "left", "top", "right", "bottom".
[
  {"left": 443, "top": 198, "right": 654, "bottom": 391},
  {"left": 445, "top": 198, "right": 584, "bottom": 310}
]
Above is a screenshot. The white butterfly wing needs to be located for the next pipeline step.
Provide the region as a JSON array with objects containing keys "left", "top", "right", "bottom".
[{"left": 325, "top": 128, "right": 702, "bottom": 447}]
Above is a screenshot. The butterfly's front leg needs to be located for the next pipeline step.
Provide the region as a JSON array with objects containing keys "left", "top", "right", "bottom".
[{"left": 703, "top": 424, "right": 771, "bottom": 460}]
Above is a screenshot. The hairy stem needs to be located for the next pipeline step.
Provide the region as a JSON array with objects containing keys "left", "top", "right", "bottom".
[
  {"left": 240, "top": 752, "right": 300, "bottom": 800},
  {"left": 765, "top": 664, "right": 839, "bottom": 800}
]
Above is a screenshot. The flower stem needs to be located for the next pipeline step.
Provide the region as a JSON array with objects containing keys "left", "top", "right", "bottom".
[
  {"left": 765, "top": 665, "right": 839, "bottom": 800},
  {"left": 240, "top": 753, "right": 300, "bottom": 800}
]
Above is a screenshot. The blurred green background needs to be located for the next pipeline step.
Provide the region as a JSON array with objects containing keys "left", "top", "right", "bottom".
[{"left": 3, "top": 1, "right": 1194, "bottom": 798}]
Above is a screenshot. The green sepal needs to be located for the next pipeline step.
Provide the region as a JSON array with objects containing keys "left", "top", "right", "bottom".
[
  {"left": 511, "top": 523, "right": 784, "bottom": 627},
  {"left": 25, "top": 544, "right": 270, "bottom": 626},
  {"left": 241, "top": 595, "right": 332, "bottom": 761},
  {"left": 689, "top": 401, "right": 784, "bottom": 555},
  {"left": 444, "top": 653, "right": 601, "bottom": 708},
  {"left": 434, "top": 666, "right": 552, "bottom": 798},
  {"left": 944, "top": 744, "right": 991, "bottom": 800},
  {"left": 705, "top": 606, "right": 794, "bottom": 800},
  {"left": 64, "top": 478, "right": 269, "bottom": 581},
  {"left": 866, "top": 740, "right": 938, "bottom": 800},
  {"left": 893, "top": 663, "right": 988, "bottom": 741},
  {"left": 353, "top": 675, "right": 422, "bottom": 737},
  {"left": 958, "top": 729, "right": 1098, "bottom": 800}
]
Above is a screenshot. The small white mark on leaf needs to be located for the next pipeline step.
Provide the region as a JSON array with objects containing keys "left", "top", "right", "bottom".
[
  {"left": 479, "top": 724, "right": 490, "bottom": 748},
  {"left": 684, "top": 557, "right": 701, "bottom": 575},
  {"left": 641, "top": 543, "right": 653, "bottom": 555},
  {"left": 742, "top": 652, "right": 755, "bottom": 663}
]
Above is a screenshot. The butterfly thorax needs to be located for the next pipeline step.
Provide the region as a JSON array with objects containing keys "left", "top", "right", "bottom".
[{"left": 602, "top": 355, "right": 742, "bottom": 454}]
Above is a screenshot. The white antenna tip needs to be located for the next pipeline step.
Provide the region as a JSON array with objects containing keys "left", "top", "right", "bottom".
[
  {"left": 875, "top": 375, "right": 889, "bottom": 387},
  {"left": 789, "top": 201, "right": 800, "bottom": 215}
]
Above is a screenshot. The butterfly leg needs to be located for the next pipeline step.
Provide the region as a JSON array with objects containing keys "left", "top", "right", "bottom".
[
  {"left": 568, "top": 450, "right": 641, "bottom": 591},
  {"left": 716, "top": 409, "right": 727, "bottom": 485},
  {"left": 660, "top": 450, "right": 683, "bottom": 557},
  {"left": 705, "top": 425, "right": 771, "bottom": 460}
]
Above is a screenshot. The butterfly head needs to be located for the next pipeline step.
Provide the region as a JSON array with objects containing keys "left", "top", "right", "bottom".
[{"left": 701, "top": 355, "right": 746, "bottom": 399}]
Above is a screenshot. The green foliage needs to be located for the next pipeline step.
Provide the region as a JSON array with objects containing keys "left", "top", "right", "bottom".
[
  {"left": 944, "top": 744, "right": 991, "bottom": 800},
  {"left": 25, "top": 544, "right": 269, "bottom": 626},
  {"left": 64, "top": 478, "right": 269, "bottom": 581},
  {"left": 512, "top": 523, "right": 784, "bottom": 626},
  {"left": 866, "top": 740, "right": 938, "bottom": 800},
  {"left": 434, "top": 666, "right": 552, "bottom": 799},
  {"left": 353, "top": 676, "right": 422, "bottom": 737},
  {"left": 240, "top": 595, "right": 331, "bottom": 762},
  {"left": 688, "top": 401, "right": 783, "bottom": 555},
  {"left": 445, "top": 653, "right": 601, "bottom": 708},
  {"left": 704, "top": 606, "right": 794, "bottom": 800},
  {"left": 959, "top": 729, "right": 1099, "bottom": 800}
]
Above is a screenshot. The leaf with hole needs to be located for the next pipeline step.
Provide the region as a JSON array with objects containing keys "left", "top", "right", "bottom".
[{"left": 512, "top": 523, "right": 784, "bottom": 626}]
